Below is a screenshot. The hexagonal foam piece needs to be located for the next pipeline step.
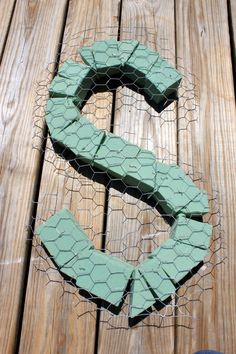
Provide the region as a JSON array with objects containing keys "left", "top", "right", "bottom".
[
  {"left": 144, "top": 56, "right": 182, "bottom": 104},
  {"left": 153, "top": 163, "right": 209, "bottom": 216},
  {"left": 118, "top": 39, "right": 139, "bottom": 65},
  {"left": 58, "top": 60, "right": 95, "bottom": 98},
  {"left": 36, "top": 209, "right": 93, "bottom": 267},
  {"left": 49, "top": 75, "right": 83, "bottom": 99},
  {"left": 150, "top": 239, "right": 208, "bottom": 283},
  {"left": 94, "top": 133, "right": 156, "bottom": 192},
  {"left": 58, "top": 60, "right": 94, "bottom": 80},
  {"left": 138, "top": 258, "right": 176, "bottom": 301},
  {"left": 76, "top": 40, "right": 182, "bottom": 105},
  {"left": 91, "top": 39, "right": 121, "bottom": 75},
  {"left": 61, "top": 249, "right": 134, "bottom": 306},
  {"left": 129, "top": 269, "right": 156, "bottom": 318},
  {"left": 80, "top": 39, "right": 140, "bottom": 71},
  {"left": 53, "top": 116, "right": 105, "bottom": 163},
  {"left": 170, "top": 214, "right": 212, "bottom": 250},
  {"left": 179, "top": 189, "right": 209, "bottom": 216},
  {"left": 46, "top": 97, "right": 82, "bottom": 136},
  {"left": 94, "top": 133, "right": 140, "bottom": 176},
  {"left": 79, "top": 46, "right": 96, "bottom": 68},
  {"left": 124, "top": 43, "right": 160, "bottom": 86}
]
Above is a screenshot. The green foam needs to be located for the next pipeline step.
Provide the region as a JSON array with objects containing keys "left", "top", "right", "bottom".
[
  {"left": 179, "top": 190, "right": 209, "bottom": 216},
  {"left": 61, "top": 249, "right": 134, "bottom": 306},
  {"left": 58, "top": 60, "right": 93, "bottom": 80},
  {"left": 94, "top": 137, "right": 209, "bottom": 213},
  {"left": 153, "top": 163, "right": 209, "bottom": 216},
  {"left": 49, "top": 76, "right": 82, "bottom": 98},
  {"left": 138, "top": 258, "right": 176, "bottom": 301},
  {"left": 150, "top": 239, "right": 208, "bottom": 283},
  {"left": 79, "top": 40, "right": 140, "bottom": 75},
  {"left": 94, "top": 133, "right": 140, "bottom": 176},
  {"left": 129, "top": 269, "right": 156, "bottom": 318},
  {"left": 41, "top": 40, "right": 212, "bottom": 316},
  {"left": 144, "top": 56, "right": 182, "bottom": 104},
  {"left": 94, "top": 133, "right": 156, "bottom": 192},
  {"left": 121, "top": 149, "right": 157, "bottom": 191},
  {"left": 92, "top": 39, "right": 121, "bottom": 75},
  {"left": 45, "top": 97, "right": 81, "bottom": 136},
  {"left": 53, "top": 116, "right": 105, "bottom": 163},
  {"left": 58, "top": 60, "right": 95, "bottom": 101},
  {"left": 79, "top": 46, "right": 95, "bottom": 68},
  {"left": 170, "top": 214, "right": 212, "bottom": 249},
  {"left": 36, "top": 209, "right": 93, "bottom": 267},
  {"left": 124, "top": 43, "right": 159, "bottom": 85},
  {"left": 118, "top": 40, "right": 139, "bottom": 65}
]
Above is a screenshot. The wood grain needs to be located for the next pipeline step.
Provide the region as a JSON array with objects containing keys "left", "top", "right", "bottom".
[
  {"left": 175, "top": 1, "right": 236, "bottom": 353},
  {"left": 97, "top": 1, "right": 177, "bottom": 353},
  {"left": 229, "top": 0, "right": 236, "bottom": 73},
  {"left": 18, "top": 1, "right": 120, "bottom": 353},
  {"left": 1, "top": 1, "right": 235, "bottom": 353},
  {"left": 0, "top": 1, "right": 68, "bottom": 353},
  {"left": 0, "top": 0, "right": 15, "bottom": 59}
]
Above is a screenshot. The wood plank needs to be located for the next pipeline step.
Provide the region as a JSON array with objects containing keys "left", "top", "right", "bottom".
[
  {"left": 98, "top": 1, "right": 177, "bottom": 353},
  {"left": 0, "top": 1, "right": 68, "bottom": 353},
  {"left": 175, "top": 1, "right": 236, "bottom": 353},
  {"left": 18, "top": 1, "right": 120, "bottom": 353},
  {"left": 0, "top": 0, "right": 16, "bottom": 59},
  {"left": 228, "top": 0, "right": 236, "bottom": 75}
]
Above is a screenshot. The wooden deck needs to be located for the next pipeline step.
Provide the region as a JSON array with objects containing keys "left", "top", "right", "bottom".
[{"left": 0, "top": 1, "right": 235, "bottom": 353}]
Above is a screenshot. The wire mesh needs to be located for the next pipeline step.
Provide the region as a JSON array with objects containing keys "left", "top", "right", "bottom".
[{"left": 30, "top": 27, "right": 224, "bottom": 329}]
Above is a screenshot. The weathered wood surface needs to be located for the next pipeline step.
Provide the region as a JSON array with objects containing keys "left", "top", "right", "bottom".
[
  {"left": 175, "top": 1, "right": 236, "bottom": 354},
  {"left": 18, "top": 1, "right": 120, "bottom": 353},
  {"left": 0, "top": 1, "right": 68, "bottom": 353},
  {"left": 229, "top": 0, "right": 236, "bottom": 72},
  {"left": 0, "top": 0, "right": 16, "bottom": 59},
  {"left": 0, "top": 0, "right": 235, "bottom": 353},
  {"left": 97, "top": 1, "right": 177, "bottom": 353}
]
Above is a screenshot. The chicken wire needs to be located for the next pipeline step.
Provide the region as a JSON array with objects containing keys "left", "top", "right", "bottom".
[{"left": 30, "top": 27, "right": 224, "bottom": 329}]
